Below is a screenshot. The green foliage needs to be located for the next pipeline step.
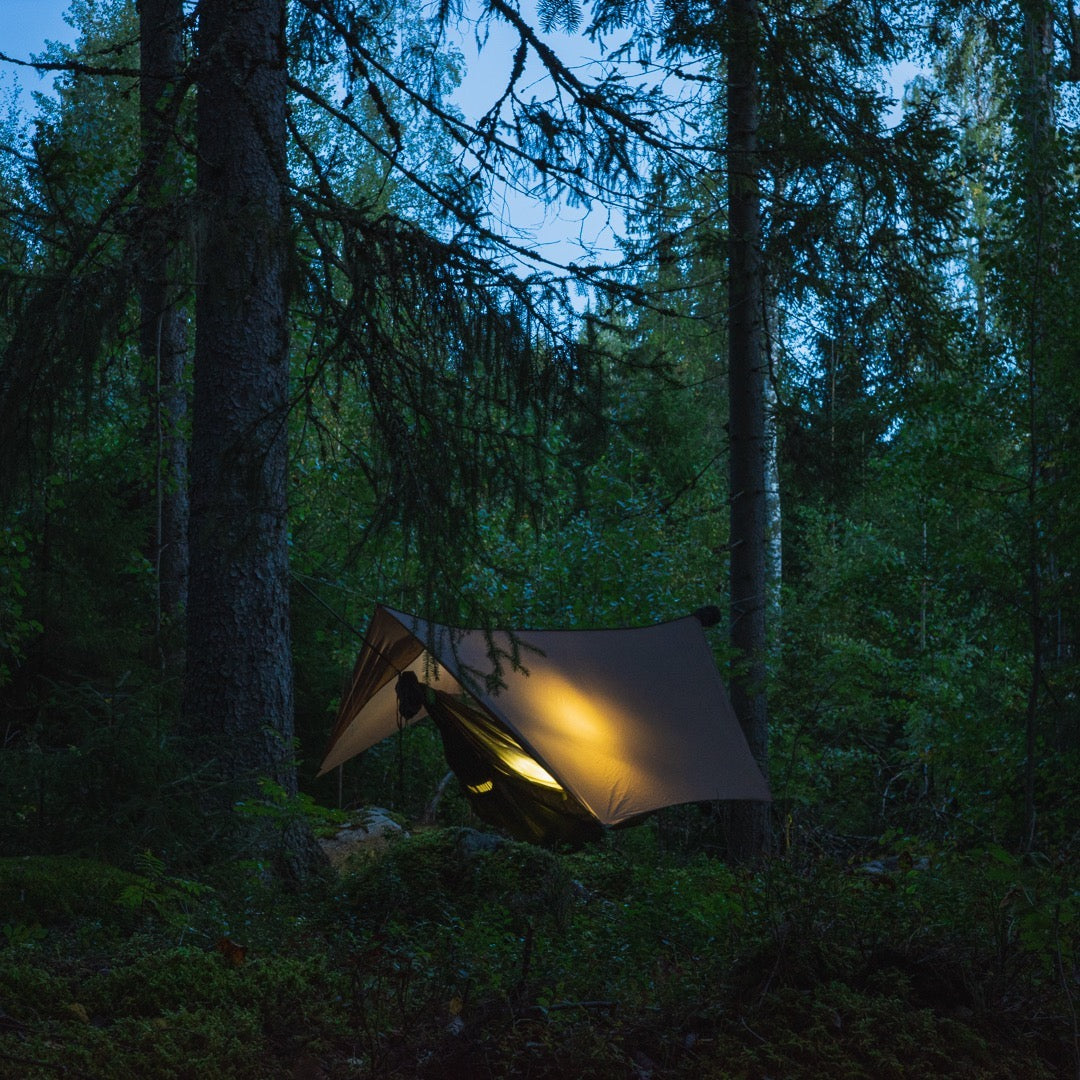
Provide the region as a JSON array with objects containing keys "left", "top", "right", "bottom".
[
  {"left": 0, "top": 838, "right": 1071, "bottom": 1077},
  {"left": 0, "top": 946, "right": 343, "bottom": 1080},
  {"left": 768, "top": 345, "right": 1080, "bottom": 851},
  {"left": 0, "top": 522, "right": 41, "bottom": 687},
  {"left": 116, "top": 850, "right": 213, "bottom": 920},
  {"left": 315, "top": 718, "right": 476, "bottom": 824},
  {"left": 344, "top": 827, "right": 574, "bottom": 930},
  {"left": 0, "top": 855, "right": 201, "bottom": 933},
  {"left": 0, "top": 14, "right": 1075, "bottom": 1080},
  {"left": 1, "top": 920, "right": 47, "bottom": 949},
  {"left": 236, "top": 777, "right": 350, "bottom": 837},
  {"left": 0, "top": 669, "right": 203, "bottom": 861}
]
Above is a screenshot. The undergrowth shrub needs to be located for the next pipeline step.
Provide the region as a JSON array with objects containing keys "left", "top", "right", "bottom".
[
  {"left": 0, "top": 854, "right": 204, "bottom": 935},
  {"left": 0, "top": 674, "right": 206, "bottom": 863},
  {"left": 344, "top": 827, "right": 573, "bottom": 930},
  {"left": 0, "top": 946, "right": 345, "bottom": 1080},
  {"left": 0, "top": 834, "right": 1073, "bottom": 1078}
]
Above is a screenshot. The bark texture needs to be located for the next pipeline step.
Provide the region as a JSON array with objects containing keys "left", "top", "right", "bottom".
[
  {"left": 726, "top": 0, "right": 771, "bottom": 860},
  {"left": 184, "top": 0, "right": 321, "bottom": 875},
  {"left": 1019, "top": 0, "right": 1054, "bottom": 853},
  {"left": 138, "top": 0, "right": 189, "bottom": 662}
]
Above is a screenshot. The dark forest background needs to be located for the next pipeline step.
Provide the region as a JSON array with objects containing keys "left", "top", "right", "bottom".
[{"left": 0, "top": 0, "right": 1077, "bottom": 1076}]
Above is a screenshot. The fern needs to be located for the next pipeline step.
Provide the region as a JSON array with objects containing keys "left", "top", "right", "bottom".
[
  {"left": 134, "top": 848, "right": 167, "bottom": 883},
  {"left": 118, "top": 851, "right": 212, "bottom": 917}
]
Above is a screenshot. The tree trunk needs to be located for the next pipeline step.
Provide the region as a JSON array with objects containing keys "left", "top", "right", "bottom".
[
  {"left": 763, "top": 291, "right": 783, "bottom": 627},
  {"left": 726, "top": 0, "right": 770, "bottom": 861},
  {"left": 1019, "top": 0, "right": 1054, "bottom": 853},
  {"left": 138, "top": 0, "right": 188, "bottom": 670},
  {"left": 184, "top": 0, "right": 322, "bottom": 877}
]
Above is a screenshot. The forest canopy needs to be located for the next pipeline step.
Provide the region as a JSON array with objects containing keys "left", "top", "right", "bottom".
[
  {"left": 0, "top": 1, "right": 1077, "bottom": 1075},
  {"left": 0, "top": 0, "right": 1076, "bottom": 873}
]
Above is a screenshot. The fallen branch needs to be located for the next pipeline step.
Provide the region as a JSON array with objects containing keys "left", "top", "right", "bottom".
[
  {"left": 526, "top": 999, "right": 615, "bottom": 1014},
  {"left": 420, "top": 769, "right": 455, "bottom": 825}
]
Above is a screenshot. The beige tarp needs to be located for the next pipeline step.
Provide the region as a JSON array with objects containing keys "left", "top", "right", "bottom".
[{"left": 319, "top": 606, "right": 770, "bottom": 826}]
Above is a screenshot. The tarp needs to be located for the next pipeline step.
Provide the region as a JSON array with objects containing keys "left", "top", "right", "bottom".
[{"left": 319, "top": 606, "right": 770, "bottom": 843}]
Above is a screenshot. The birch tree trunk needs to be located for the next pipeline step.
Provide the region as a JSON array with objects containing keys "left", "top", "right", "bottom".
[{"left": 764, "top": 293, "right": 783, "bottom": 626}]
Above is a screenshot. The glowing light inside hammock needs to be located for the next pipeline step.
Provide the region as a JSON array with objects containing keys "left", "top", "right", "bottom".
[
  {"left": 498, "top": 746, "right": 562, "bottom": 789},
  {"left": 456, "top": 700, "right": 564, "bottom": 790}
]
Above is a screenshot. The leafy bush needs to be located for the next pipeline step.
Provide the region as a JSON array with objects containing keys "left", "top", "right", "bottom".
[
  {"left": 0, "top": 855, "right": 183, "bottom": 930},
  {"left": 0, "top": 836, "right": 1072, "bottom": 1078}
]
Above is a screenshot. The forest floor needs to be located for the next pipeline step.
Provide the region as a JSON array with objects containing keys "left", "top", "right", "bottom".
[{"left": 0, "top": 826, "right": 1075, "bottom": 1078}]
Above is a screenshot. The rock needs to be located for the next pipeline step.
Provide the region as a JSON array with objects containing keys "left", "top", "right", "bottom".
[
  {"left": 860, "top": 854, "right": 930, "bottom": 875},
  {"left": 318, "top": 808, "right": 408, "bottom": 867},
  {"left": 455, "top": 827, "right": 506, "bottom": 856}
]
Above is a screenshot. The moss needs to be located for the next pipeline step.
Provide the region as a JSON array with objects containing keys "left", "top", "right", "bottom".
[
  {"left": 0, "top": 956, "right": 75, "bottom": 1023},
  {"left": 690, "top": 979, "right": 1054, "bottom": 1079},
  {"left": 0, "top": 945, "right": 345, "bottom": 1080},
  {"left": 0, "top": 854, "right": 213, "bottom": 946},
  {"left": 343, "top": 827, "right": 575, "bottom": 928},
  {"left": 0, "top": 847, "right": 1069, "bottom": 1078},
  {"left": 0, "top": 855, "right": 148, "bottom": 928}
]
